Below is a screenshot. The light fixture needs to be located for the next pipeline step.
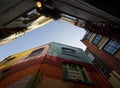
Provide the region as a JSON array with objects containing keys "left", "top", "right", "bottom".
[{"left": 36, "top": 1, "right": 42, "bottom": 8}]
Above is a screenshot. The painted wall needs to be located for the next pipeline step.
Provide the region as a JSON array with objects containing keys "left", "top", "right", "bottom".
[
  {"left": 0, "top": 49, "right": 33, "bottom": 69},
  {"left": 0, "top": 44, "right": 49, "bottom": 69},
  {"left": 0, "top": 42, "right": 112, "bottom": 88},
  {"left": 0, "top": 55, "right": 112, "bottom": 88},
  {"left": 49, "top": 42, "right": 90, "bottom": 63},
  {"left": 108, "top": 71, "right": 120, "bottom": 88}
]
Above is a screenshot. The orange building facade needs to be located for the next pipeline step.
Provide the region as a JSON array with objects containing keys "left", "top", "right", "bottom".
[{"left": 0, "top": 42, "right": 112, "bottom": 88}]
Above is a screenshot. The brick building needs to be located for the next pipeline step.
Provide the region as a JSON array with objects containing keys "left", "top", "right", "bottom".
[{"left": 81, "top": 31, "right": 120, "bottom": 88}]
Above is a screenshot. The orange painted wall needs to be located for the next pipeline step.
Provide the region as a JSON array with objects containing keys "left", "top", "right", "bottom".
[{"left": 0, "top": 55, "right": 112, "bottom": 88}]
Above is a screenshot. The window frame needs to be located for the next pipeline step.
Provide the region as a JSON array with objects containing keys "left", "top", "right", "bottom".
[
  {"left": 92, "top": 34, "right": 102, "bottom": 45},
  {"left": 1, "top": 57, "right": 15, "bottom": 65},
  {"left": 99, "top": 66, "right": 111, "bottom": 79},
  {"left": 28, "top": 48, "right": 44, "bottom": 57},
  {"left": 87, "top": 53, "right": 95, "bottom": 62},
  {"left": 86, "top": 32, "right": 92, "bottom": 40},
  {"left": 62, "top": 47, "right": 78, "bottom": 57},
  {"left": 62, "top": 62, "right": 92, "bottom": 84},
  {"left": 103, "top": 40, "right": 120, "bottom": 55}
]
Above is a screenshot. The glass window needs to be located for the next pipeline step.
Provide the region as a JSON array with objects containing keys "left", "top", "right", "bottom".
[
  {"left": 87, "top": 53, "right": 95, "bottom": 61},
  {"left": 103, "top": 40, "right": 120, "bottom": 55},
  {"left": 62, "top": 63, "right": 89, "bottom": 83},
  {"left": 29, "top": 48, "right": 44, "bottom": 57},
  {"left": 62, "top": 48, "right": 77, "bottom": 57},
  {"left": 86, "top": 32, "right": 92, "bottom": 40},
  {"left": 99, "top": 66, "right": 110, "bottom": 78},
  {"left": 92, "top": 34, "right": 102, "bottom": 45}
]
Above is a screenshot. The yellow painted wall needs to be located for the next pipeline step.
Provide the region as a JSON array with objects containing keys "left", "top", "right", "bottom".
[
  {"left": 98, "top": 37, "right": 107, "bottom": 47},
  {"left": 89, "top": 33, "right": 96, "bottom": 42},
  {"left": 0, "top": 44, "right": 49, "bottom": 69},
  {"left": 108, "top": 71, "right": 120, "bottom": 88},
  {"left": 0, "top": 49, "right": 33, "bottom": 69},
  {"left": 114, "top": 50, "right": 120, "bottom": 60}
]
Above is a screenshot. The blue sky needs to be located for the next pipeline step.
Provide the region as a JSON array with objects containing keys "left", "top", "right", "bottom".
[{"left": 0, "top": 20, "right": 86, "bottom": 61}]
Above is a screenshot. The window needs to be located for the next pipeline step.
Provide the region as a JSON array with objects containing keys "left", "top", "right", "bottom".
[
  {"left": 86, "top": 32, "right": 92, "bottom": 40},
  {"left": 62, "top": 63, "right": 90, "bottom": 83},
  {"left": 2, "top": 57, "right": 15, "bottom": 65},
  {"left": 87, "top": 53, "right": 95, "bottom": 61},
  {"left": 0, "top": 68, "right": 10, "bottom": 80},
  {"left": 92, "top": 34, "right": 102, "bottom": 45},
  {"left": 62, "top": 48, "right": 77, "bottom": 57},
  {"left": 99, "top": 66, "right": 110, "bottom": 78},
  {"left": 103, "top": 40, "right": 120, "bottom": 55},
  {"left": 29, "top": 48, "right": 44, "bottom": 57}
]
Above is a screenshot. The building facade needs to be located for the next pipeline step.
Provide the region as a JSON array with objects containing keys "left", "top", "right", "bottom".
[
  {"left": 81, "top": 31, "right": 120, "bottom": 88},
  {"left": 0, "top": 9, "right": 52, "bottom": 45},
  {"left": 0, "top": 42, "right": 112, "bottom": 88}
]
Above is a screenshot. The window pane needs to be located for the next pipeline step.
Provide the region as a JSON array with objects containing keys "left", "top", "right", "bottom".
[
  {"left": 29, "top": 48, "right": 44, "bottom": 57},
  {"left": 62, "top": 63, "right": 89, "bottom": 83},
  {"left": 104, "top": 40, "right": 120, "bottom": 55},
  {"left": 86, "top": 32, "right": 92, "bottom": 40},
  {"left": 2, "top": 57, "right": 15, "bottom": 65},
  {"left": 92, "top": 34, "right": 102, "bottom": 45},
  {"left": 62, "top": 48, "right": 78, "bottom": 57},
  {"left": 87, "top": 53, "right": 95, "bottom": 61},
  {"left": 99, "top": 66, "right": 110, "bottom": 78}
]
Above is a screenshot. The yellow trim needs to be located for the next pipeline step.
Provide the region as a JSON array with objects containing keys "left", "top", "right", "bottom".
[
  {"left": 114, "top": 50, "right": 120, "bottom": 60},
  {"left": 98, "top": 37, "right": 107, "bottom": 47},
  {"left": 89, "top": 33, "right": 96, "bottom": 42}
]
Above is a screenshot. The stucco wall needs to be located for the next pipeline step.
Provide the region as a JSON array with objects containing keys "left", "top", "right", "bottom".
[{"left": 49, "top": 42, "right": 90, "bottom": 63}]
